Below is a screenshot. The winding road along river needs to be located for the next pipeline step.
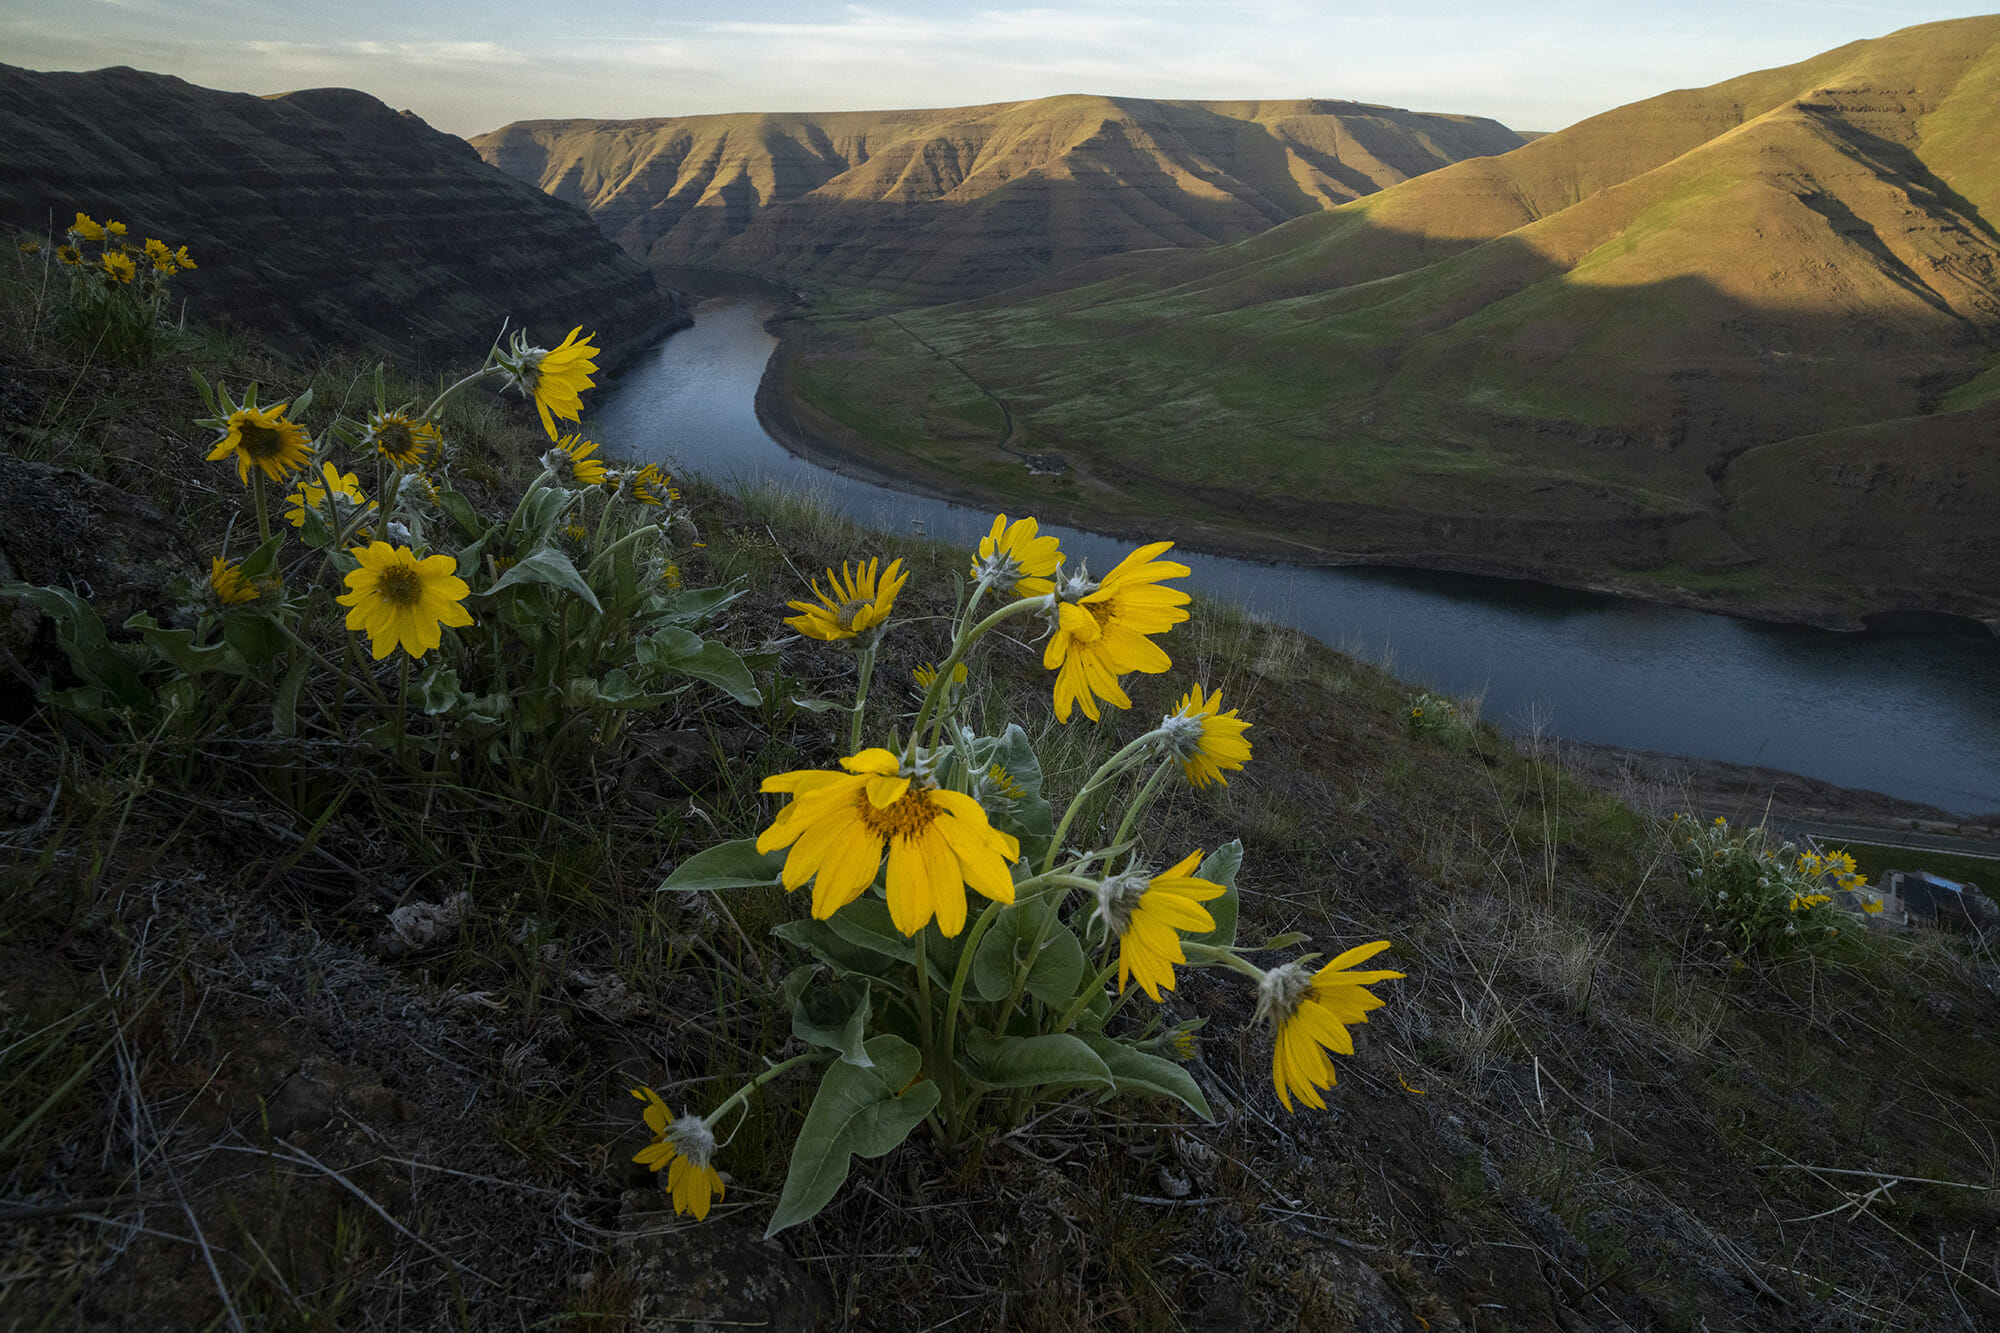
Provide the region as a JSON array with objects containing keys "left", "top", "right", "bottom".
[{"left": 597, "top": 299, "right": 2000, "bottom": 816}]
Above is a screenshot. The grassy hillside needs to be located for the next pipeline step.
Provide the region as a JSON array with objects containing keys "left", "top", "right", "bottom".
[
  {"left": 472, "top": 96, "right": 1524, "bottom": 301},
  {"left": 3, "top": 224, "right": 1999, "bottom": 1332},
  {"left": 778, "top": 17, "right": 2000, "bottom": 626}
]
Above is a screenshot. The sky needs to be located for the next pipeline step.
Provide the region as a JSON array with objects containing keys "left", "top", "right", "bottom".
[{"left": 6, "top": 1, "right": 1996, "bottom": 138}]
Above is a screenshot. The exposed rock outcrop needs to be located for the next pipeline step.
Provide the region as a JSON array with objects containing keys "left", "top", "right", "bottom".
[{"left": 0, "top": 65, "right": 688, "bottom": 370}]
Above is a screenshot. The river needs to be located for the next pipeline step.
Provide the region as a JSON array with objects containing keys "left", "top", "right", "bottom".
[{"left": 596, "top": 298, "right": 2000, "bottom": 816}]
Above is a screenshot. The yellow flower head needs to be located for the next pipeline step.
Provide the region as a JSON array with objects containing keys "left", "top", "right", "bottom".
[
  {"left": 1096, "top": 850, "right": 1226, "bottom": 1002},
  {"left": 286, "top": 461, "right": 373, "bottom": 530},
  {"left": 785, "top": 557, "right": 908, "bottom": 642},
  {"left": 545, "top": 434, "right": 608, "bottom": 488},
  {"left": 661, "top": 562, "right": 684, "bottom": 591},
  {"left": 1257, "top": 942, "right": 1404, "bottom": 1112},
  {"left": 207, "top": 556, "right": 259, "bottom": 606},
  {"left": 207, "top": 402, "right": 314, "bottom": 486},
  {"left": 1044, "top": 541, "right": 1190, "bottom": 723},
  {"left": 17, "top": 239, "right": 40, "bottom": 256},
  {"left": 100, "top": 251, "right": 136, "bottom": 284},
  {"left": 70, "top": 213, "right": 104, "bottom": 241},
  {"left": 629, "top": 1088, "right": 724, "bottom": 1221},
  {"left": 104, "top": 220, "right": 127, "bottom": 238},
  {"left": 504, "top": 326, "right": 599, "bottom": 440},
  {"left": 972, "top": 513, "right": 1061, "bottom": 598},
  {"left": 173, "top": 245, "right": 196, "bottom": 270},
  {"left": 1863, "top": 898, "right": 1885, "bottom": 915},
  {"left": 144, "top": 237, "right": 178, "bottom": 274},
  {"left": 912, "top": 661, "right": 967, "bottom": 692},
  {"left": 1787, "top": 892, "right": 1832, "bottom": 913},
  {"left": 335, "top": 541, "right": 474, "bottom": 660},
  {"left": 624, "top": 463, "right": 675, "bottom": 506},
  {"left": 1160, "top": 683, "right": 1252, "bottom": 788},
  {"left": 365, "top": 410, "right": 439, "bottom": 469},
  {"left": 756, "top": 748, "right": 1020, "bottom": 936},
  {"left": 56, "top": 243, "right": 82, "bottom": 266}
]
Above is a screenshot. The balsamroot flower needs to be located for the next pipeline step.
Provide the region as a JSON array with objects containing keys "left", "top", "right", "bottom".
[
  {"left": 544, "top": 434, "right": 608, "bottom": 487},
  {"left": 365, "top": 410, "right": 439, "bottom": 468},
  {"left": 144, "top": 238, "right": 178, "bottom": 274},
  {"left": 1044, "top": 541, "right": 1190, "bottom": 723},
  {"left": 207, "top": 403, "right": 314, "bottom": 486},
  {"left": 912, "top": 661, "right": 967, "bottom": 691},
  {"left": 630, "top": 1088, "right": 724, "bottom": 1220},
  {"left": 286, "top": 462, "right": 373, "bottom": 531},
  {"left": 785, "top": 558, "right": 908, "bottom": 642},
  {"left": 972, "top": 513, "right": 1061, "bottom": 597},
  {"left": 1095, "top": 851, "right": 1226, "bottom": 1001},
  {"left": 207, "top": 556, "right": 259, "bottom": 606},
  {"left": 56, "top": 244, "right": 81, "bottom": 266},
  {"left": 1255, "top": 942, "right": 1404, "bottom": 1112},
  {"left": 173, "top": 244, "right": 196, "bottom": 270},
  {"left": 501, "top": 326, "right": 599, "bottom": 439},
  {"left": 625, "top": 462, "right": 675, "bottom": 506},
  {"left": 69, "top": 213, "right": 104, "bottom": 241},
  {"left": 1159, "top": 683, "right": 1252, "bottom": 788},
  {"left": 336, "top": 542, "right": 474, "bottom": 660},
  {"left": 757, "top": 748, "right": 1019, "bottom": 936},
  {"left": 100, "top": 251, "right": 135, "bottom": 284}
]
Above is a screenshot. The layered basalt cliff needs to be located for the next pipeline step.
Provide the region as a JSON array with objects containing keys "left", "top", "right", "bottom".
[
  {"left": 0, "top": 65, "right": 686, "bottom": 369},
  {"left": 473, "top": 96, "right": 1524, "bottom": 300}
]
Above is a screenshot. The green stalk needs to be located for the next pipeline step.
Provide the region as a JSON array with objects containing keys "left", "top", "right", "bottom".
[
  {"left": 1049, "top": 959, "right": 1120, "bottom": 1034},
  {"left": 421, "top": 362, "right": 499, "bottom": 422},
  {"left": 904, "top": 594, "right": 1051, "bottom": 769},
  {"left": 1109, "top": 757, "right": 1176, "bottom": 853},
  {"left": 704, "top": 1051, "right": 826, "bottom": 1125},
  {"left": 849, "top": 642, "right": 877, "bottom": 754},
  {"left": 1040, "top": 729, "right": 1164, "bottom": 875},
  {"left": 251, "top": 472, "right": 271, "bottom": 545},
  {"left": 393, "top": 653, "right": 410, "bottom": 766},
  {"left": 1183, "top": 941, "right": 1269, "bottom": 982}
]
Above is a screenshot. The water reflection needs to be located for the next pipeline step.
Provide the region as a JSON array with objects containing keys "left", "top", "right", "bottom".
[{"left": 595, "top": 299, "right": 2000, "bottom": 815}]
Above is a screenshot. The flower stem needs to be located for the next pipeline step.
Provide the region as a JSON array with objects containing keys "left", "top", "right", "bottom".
[
  {"left": 849, "top": 641, "right": 877, "bottom": 754},
  {"left": 904, "top": 594, "right": 1050, "bottom": 769},
  {"left": 1040, "top": 730, "right": 1163, "bottom": 875},
  {"left": 1049, "top": 959, "right": 1120, "bottom": 1034},
  {"left": 422, "top": 362, "right": 499, "bottom": 422},
  {"left": 1109, "top": 757, "right": 1175, "bottom": 852},
  {"left": 706, "top": 1052, "right": 826, "bottom": 1125},
  {"left": 251, "top": 472, "right": 271, "bottom": 546}
]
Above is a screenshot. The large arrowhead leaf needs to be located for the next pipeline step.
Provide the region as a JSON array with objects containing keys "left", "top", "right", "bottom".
[
  {"left": 969, "top": 901, "right": 1086, "bottom": 1006},
  {"left": 484, "top": 546, "right": 602, "bottom": 612},
  {"left": 962, "top": 1031, "right": 1111, "bottom": 1092},
  {"left": 1185, "top": 841, "right": 1243, "bottom": 949},
  {"left": 765, "top": 1034, "right": 938, "bottom": 1236},
  {"left": 1079, "top": 1034, "right": 1213, "bottom": 1121},
  {"left": 791, "top": 977, "right": 874, "bottom": 1068},
  {"left": 640, "top": 627, "right": 761, "bottom": 705},
  {"left": 660, "top": 839, "right": 785, "bottom": 892}
]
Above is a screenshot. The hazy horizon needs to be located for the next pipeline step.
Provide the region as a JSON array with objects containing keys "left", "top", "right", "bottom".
[{"left": 5, "top": 1, "right": 1996, "bottom": 138}]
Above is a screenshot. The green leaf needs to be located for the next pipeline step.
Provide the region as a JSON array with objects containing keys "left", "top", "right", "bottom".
[
  {"left": 968, "top": 725, "right": 1054, "bottom": 862},
  {"left": 1079, "top": 1035, "right": 1214, "bottom": 1121},
  {"left": 3, "top": 583, "right": 150, "bottom": 708},
  {"left": 766, "top": 1034, "right": 938, "bottom": 1236},
  {"left": 962, "top": 1030, "right": 1111, "bottom": 1092},
  {"left": 659, "top": 839, "right": 786, "bottom": 892},
  {"left": 792, "top": 977, "right": 874, "bottom": 1067},
  {"left": 654, "top": 583, "right": 744, "bottom": 627},
  {"left": 220, "top": 611, "right": 288, "bottom": 668},
  {"left": 969, "top": 902, "right": 1086, "bottom": 1006},
  {"left": 235, "top": 532, "right": 287, "bottom": 581},
  {"left": 1186, "top": 840, "right": 1243, "bottom": 949},
  {"left": 484, "top": 546, "right": 601, "bottom": 612},
  {"left": 125, "top": 613, "right": 246, "bottom": 678},
  {"left": 436, "top": 489, "right": 485, "bottom": 540},
  {"left": 772, "top": 919, "right": 909, "bottom": 987},
  {"left": 272, "top": 652, "right": 309, "bottom": 738},
  {"left": 821, "top": 899, "right": 915, "bottom": 965},
  {"left": 638, "top": 627, "right": 762, "bottom": 706}
]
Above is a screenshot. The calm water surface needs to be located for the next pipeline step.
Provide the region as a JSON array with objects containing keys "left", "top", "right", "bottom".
[{"left": 597, "top": 300, "right": 2000, "bottom": 815}]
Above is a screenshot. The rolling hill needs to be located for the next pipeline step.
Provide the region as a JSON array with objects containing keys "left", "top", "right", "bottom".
[
  {"left": 0, "top": 65, "right": 682, "bottom": 367},
  {"left": 775, "top": 16, "right": 2000, "bottom": 626},
  {"left": 472, "top": 97, "right": 1524, "bottom": 300}
]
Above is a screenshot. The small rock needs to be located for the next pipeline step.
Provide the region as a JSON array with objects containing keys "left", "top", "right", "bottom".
[{"left": 614, "top": 1191, "right": 830, "bottom": 1333}]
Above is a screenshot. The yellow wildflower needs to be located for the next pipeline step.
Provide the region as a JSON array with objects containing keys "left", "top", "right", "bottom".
[
  {"left": 70, "top": 213, "right": 103, "bottom": 241},
  {"left": 144, "top": 238, "right": 178, "bottom": 273},
  {"left": 173, "top": 245, "right": 196, "bottom": 270},
  {"left": 1097, "top": 850, "right": 1226, "bottom": 1002},
  {"left": 207, "top": 556, "right": 259, "bottom": 606},
  {"left": 286, "top": 462, "right": 372, "bottom": 530},
  {"left": 630, "top": 1088, "right": 724, "bottom": 1221},
  {"left": 756, "top": 747, "right": 1020, "bottom": 936},
  {"left": 972, "top": 513, "right": 1061, "bottom": 597},
  {"left": 913, "top": 661, "right": 967, "bottom": 691},
  {"left": 1257, "top": 942, "right": 1404, "bottom": 1112},
  {"left": 1044, "top": 541, "right": 1189, "bottom": 723},
  {"left": 1160, "top": 683, "right": 1252, "bottom": 788},
  {"left": 625, "top": 463, "right": 674, "bottom": 505},
  {"left": 100, "top": 251, "right": 136, "bottom": 284},
  {"left": 207, "top": 402, "right": 314, "bottom": 486},
  {"left": 336, "top": 542, "right": 474, "bottom": 660},
  {"left": 785, "top": 558, "right": 908, "bottom": 642},
  {"left": 546, "top": 434, "right": 608, "bottom": 487},
  {"left": 503, "top": 326, "right": 599, "bottom": 439},
  {"left": 365, "top": 410, "right": 438, "bottom": 468},
  {"left": 55, "top": 243, "right": 81, "bottom": 266}
]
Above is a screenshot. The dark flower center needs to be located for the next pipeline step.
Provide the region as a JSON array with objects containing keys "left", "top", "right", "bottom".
[
  {"left": 856, "top": 788, "right": 942, "bottom": 842},
  {"left": 376, "top": 565, "right": 424, "bottom": 608},
  {"left": 238, "top": 423, "right": 286, "bottom": 459}
]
